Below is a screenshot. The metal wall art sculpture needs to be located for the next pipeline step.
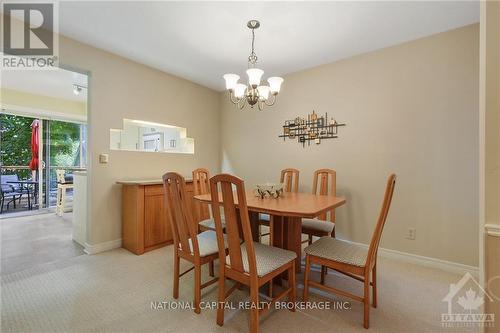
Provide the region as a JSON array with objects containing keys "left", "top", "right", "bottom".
[{"left": 279, "top": 111, "right": 346, "bottom": 147}]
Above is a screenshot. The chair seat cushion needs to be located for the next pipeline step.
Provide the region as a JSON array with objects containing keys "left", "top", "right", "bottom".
[
  {"left": 259, "top": 213, "right": 270, "bottom": 222},
  {"left": 305, "top": 237, "right": 367, "bottom": 267},
  {"left": 187, "top": 231, "right": 227, "bottom": 257},
  {"left": 302, "top": 218, "right": 335, "bottom": 233},
  {"left": 258, "top": 213, "right": 271, "bottom": 226},
  {"left": 198, "top": 218, "right": 225, "bottom": 230},
  {"left": 227, "top": 242, "right": 296, "bottom": 277}
]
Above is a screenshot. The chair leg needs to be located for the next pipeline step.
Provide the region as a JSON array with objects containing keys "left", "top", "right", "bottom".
[
  {"left": 363, "top": 273, "right": 370, "bottom": 329},
  {"left": 288, "top": 262, "right": 296, "bottom": 312},
  {"left": 372, "top": 264, "right": 377, "bottom": 308},
  {"left": 216, "top": 267, "right": 226, "bottom": 326},
  {"left": 269, "top": 219, "right": 274, "bottom": 246},
  {"left": 209, "top": 260, "right": 214, "bottom": 277},
  {"left": 258, "top": 223, "right": 262, "bottom": 243},
  {"left": 250, "top": 282, "right": 260, "bottom": 333},
  {"left": 320, "top": 265, "right": 326, "bottom": 285},
  {"left": 308, "top": 234, "right": 313, "bottom": 245},
  {"left": 194, "top": 264, "right": 201, "bottom": 314},
  {"left": 60, "top": 188, "right": 66, "bottom": 216},
  {"left": 303, "top": 255, "right": 311, "bottom": 302},
  {"left": 173, "top": 249, "right": 180, "bottom": 299},
  {"left": 268, "top": 278, "right": 273, "bottom": 298},
  {"left": 56, "top": 187, "right": 61, "bottom": 214}
]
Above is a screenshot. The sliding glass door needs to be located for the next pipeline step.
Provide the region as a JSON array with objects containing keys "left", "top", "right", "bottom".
[
  {"left": 0, "top": 112, "right": 87, "bottom": 214},
  {"left": 44, "top": 120, "right": 87, "bottom": 207}
]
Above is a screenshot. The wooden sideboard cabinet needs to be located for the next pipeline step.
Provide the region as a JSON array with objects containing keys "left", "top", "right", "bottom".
[{"left": 117, "top": 179, "right": 195, "bottom": 255}]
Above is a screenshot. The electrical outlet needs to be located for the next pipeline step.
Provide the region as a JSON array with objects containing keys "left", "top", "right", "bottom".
[{"left": 406, "top": 228, "right": 416, "bottom": 240}]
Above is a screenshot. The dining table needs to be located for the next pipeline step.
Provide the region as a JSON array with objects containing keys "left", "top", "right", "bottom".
[{"left": 194, "top": 191, "right": 346, "bottom": 272}]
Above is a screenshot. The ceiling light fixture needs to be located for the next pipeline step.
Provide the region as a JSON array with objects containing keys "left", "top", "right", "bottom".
[
  {"left": 73, "top": 84, "right": 86, "bottom": 96},
  {"left": 223, "top": 20, "right": 283, "bottom": 111}
]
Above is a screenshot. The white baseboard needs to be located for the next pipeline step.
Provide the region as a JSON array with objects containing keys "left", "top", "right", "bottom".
[
  {"left": 485, "top": 223, "right": 500, "bottom": 237},
  {"left": 341, "top": 239, "right": 479, "bottom": 278},
  {"left": 84, "top": 239, "right": 122, "bottom": 255},
  {"left": 82, "top": 237, "right": 479, "bottom": 277}
]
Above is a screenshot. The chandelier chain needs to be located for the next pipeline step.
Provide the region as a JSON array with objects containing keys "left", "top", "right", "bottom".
[{"left": 248, "top": 27, "right": 258, "bottom": 66}]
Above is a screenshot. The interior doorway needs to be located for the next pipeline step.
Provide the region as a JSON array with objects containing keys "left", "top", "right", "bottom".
[{"left": 0, "top": 67, "right": 88, "bottom": 275}]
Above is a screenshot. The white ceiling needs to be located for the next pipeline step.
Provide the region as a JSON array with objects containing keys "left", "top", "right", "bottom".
[
  {"left": 58, "top": 1, "right": 479, "bottom": 91},
  {"left": 1, "top": 67, "right": 88, "bottom": 102}
]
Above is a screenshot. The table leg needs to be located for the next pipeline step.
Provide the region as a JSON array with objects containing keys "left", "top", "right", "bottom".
[
  {"left": 249, "top": 211, "right": 260, "bottom": 242},
  {"left": 271, "top": 215, "right": 284, "bottom": 248},
  {"left": 284, "top": 216, "right": 302, "bottom": 273},
  {"left": 27, "top": 187, "right": 31, "bottom": 210},
  {"left": 271, "top": 215, "right": 285, "bottom": 286}
]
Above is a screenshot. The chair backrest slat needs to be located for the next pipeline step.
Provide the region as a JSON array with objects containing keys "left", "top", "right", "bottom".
[
  {"left": 163, "top": 172, "right": 199, "bottom": 255},
  {"left": 312, "top": 169, "right": 336, "bottom": 221},
  {"left": 280, "top": 168, "right": 300, "bottom": 193},
  {"left": 210, "top": 174, "right": 257, "bottom": 276},
  {"left": 192, "top": 168, "right": 211, "bottom": 221},
  {"left": 366, "top": 174, "right": 397, "bottom": 268}
]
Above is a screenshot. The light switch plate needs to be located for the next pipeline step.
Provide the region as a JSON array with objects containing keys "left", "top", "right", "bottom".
[{"left": 99, "top": 154, "right": 109, "bottom": 164}]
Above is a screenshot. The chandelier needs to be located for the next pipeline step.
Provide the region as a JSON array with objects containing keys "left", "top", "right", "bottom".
[{"left": 223, "top": 20, "right": 284, "bottom": 111}]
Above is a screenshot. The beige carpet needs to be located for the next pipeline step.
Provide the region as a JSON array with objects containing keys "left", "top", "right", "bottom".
[{"left": 1, "top": 244, "right": 478, "bottom": 333}]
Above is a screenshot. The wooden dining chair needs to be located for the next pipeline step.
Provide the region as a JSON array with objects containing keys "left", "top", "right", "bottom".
[
  {"left": 258, "top": 168, "right": 300, "bottom": 245},
  {"left": 210, "top": 174, "right": 296, "bottom": 333},
  {"left": 301, "top": 169, "right": 337, "bottom": 245},
  {"left": 303, "top": 174, "right": 396, "bottom": 329},
  {"left": 192, "top": 168, "right": 226, "bottom": 232},
  {"left": 162, "top": 172, "right": 224, "bottom": 314}
]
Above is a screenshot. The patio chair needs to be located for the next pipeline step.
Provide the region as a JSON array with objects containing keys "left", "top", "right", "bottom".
[
  {"left": 1, "top": 174, "right": 26, "bottom": 205},
  {"left": 0, "top": 184, "right": 23, "bottom": 213},
  {"left": 56, "top": 170, "right": 74, "bottom": 215}
]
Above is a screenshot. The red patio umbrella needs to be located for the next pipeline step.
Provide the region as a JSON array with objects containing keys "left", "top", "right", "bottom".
[{"left": 28, "top": 119, "right": 39, "bottom": 178}]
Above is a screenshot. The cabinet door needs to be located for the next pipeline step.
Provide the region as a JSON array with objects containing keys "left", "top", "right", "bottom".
[{"left": 144, "top": 193, "right": 172, "bottom": 249}]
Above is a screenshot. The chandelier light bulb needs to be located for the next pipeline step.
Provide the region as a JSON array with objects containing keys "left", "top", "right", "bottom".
[
  {"left": 234, "top": 83, "right": 247, "bottom": 98},
  {"left": 246, "top": 68, "right": 264, "bottom": 88},
  {"left": 223, "top": 73, "right": 240, "bottom": 90},
  {"left": 257, "top": 85, "right": 270, "bottom": 100},
  {"left": 267, "top": 77, "right": 284, "bottom": 94}
]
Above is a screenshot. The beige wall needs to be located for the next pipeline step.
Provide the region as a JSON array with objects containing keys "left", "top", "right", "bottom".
[
  {"left": 482, "top": 1, "right": 500, "bottom": 328},
  {"left": 58, "top": 35, "right": 221, "bottom": 245},
  {"left": 221, "top": 25, "right": 479, "bottom": 266}
]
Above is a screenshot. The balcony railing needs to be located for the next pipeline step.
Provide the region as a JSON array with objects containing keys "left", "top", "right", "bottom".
[{"left": 1, "top": 165, "right": 87, "bottom": 214}]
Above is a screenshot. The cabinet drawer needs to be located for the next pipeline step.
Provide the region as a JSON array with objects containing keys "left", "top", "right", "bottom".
[
  {"left": 145, "top": 184, "right": 164, "bottom": 196},
  {"left": 144, "top": 183, "right": 193, "bottom": 196}
]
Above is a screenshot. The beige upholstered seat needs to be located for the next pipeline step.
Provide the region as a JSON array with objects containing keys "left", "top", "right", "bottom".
[
  {"left": 259, "top": 213, "right": 270, "bottom": 222},
  {"left": 302, "top": 218, "right": 335, "bottom": 233},
  {"left": 227, "top": 242, "right": 297, "bottom": 277},
  {"left": 303, "top": 175, "right": 396, "bottom": 329},
  {"left": 187, "top": 231, "right": 227, "bottom": 257},
  {"left": 198, "top": 218, "right": 226, "bottom": 231},
  {"left": 305, "top": 237, "right": 367, "bottom": 267}
]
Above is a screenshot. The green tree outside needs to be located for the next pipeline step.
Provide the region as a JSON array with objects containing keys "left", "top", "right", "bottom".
[{"left": 0, "top": 114, "right": 82, "bottom": 180}]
